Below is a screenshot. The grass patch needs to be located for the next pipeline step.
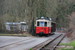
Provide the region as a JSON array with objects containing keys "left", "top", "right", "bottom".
[
  {"left": 58, "top": 40, "right": 75, "bottom": 50},
  {"left": 29, "top": 48, "right": 32, "bottom": 50},
  {"left": 0, "top": 33, "right": 31, "bottom": 37},
  {"left": 58, "top": 48, "right": 74, "bottom": 50},
  {"left": 0, "top": 31, "right": 13, "bottom": 34},
  {"left": 60, "top": 40, "right": 75, "bottom": 48},
  {"left": 0, "top": 31, "right": 32, "bottom": 37},
  {"left": 44, "top": 46, "right": 46, "bottom": 48}
]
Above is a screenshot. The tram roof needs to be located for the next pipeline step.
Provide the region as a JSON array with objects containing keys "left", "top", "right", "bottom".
[{"left": 36, "top": 19, "right": 56, "bottom": 23}]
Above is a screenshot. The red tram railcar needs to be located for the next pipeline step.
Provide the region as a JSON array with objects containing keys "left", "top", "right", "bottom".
[{"left": 35, "top": 17, "right": 56, "bottom": 35}]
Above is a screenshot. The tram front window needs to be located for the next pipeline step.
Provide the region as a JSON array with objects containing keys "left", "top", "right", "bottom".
[
  {"left": 37, "top": 22, "right": 47, "bottom": 27},
  {"left": 40, "top": 22, "right": 44, "bottom": 27},
  {"left": 45, "top": 22, "right": 47, "bottom": 27}
]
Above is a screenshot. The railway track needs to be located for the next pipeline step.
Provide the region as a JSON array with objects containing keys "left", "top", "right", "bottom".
[{"left": 32, "top": 34, "right": 65, "bottom": 50}]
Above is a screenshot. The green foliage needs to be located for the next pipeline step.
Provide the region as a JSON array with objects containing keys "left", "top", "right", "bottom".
[
  {"left": 36, "top": 7, "right": 41, "bottom": 18},
  {"left": 56, "top": 0, "right": 75, "bottom": 28},
  {"left": 57, "top": 7, "right": 65, "bottom": 22},
  {"left": 58, "top": 48, "right": 74, "bottom": 50},
  {"left": 0, "top": 0, "right": 4, "bottom": 15},
  {"left": 0, "top": 33, "right": 29, "bottom": 37},
  {"left": 44, "top": 46, "right": 46, "bottom": 48},
  {"left": 1, "top": 0, "right": 75, "bottom": 32},
  {"left": 56, "top": 23, "right": 61, "bottom": 28},
  {"left": 60, "top": 40, "right": 75, "bottom": 48},
  {"left": 59, "top": 0, "right": 61, "bottom": 2},
  {"left": 58, "top": 40, "right": 75, "bottom": 50},
  {"left": 29, "top": 48, "right": 32, "bottom": 50}
]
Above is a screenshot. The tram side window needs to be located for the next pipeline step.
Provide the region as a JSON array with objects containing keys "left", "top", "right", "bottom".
[
  {"left": 45, "top": 22, "right": 47, "bottom": 27},
  {"left": 37, "top": 22, "right": 39, "bottom": 26}
]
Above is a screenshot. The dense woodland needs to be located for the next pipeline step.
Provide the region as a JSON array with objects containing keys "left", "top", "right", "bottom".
[{"left": 0, "top": 0, "right": 75, "bottom": 34}]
